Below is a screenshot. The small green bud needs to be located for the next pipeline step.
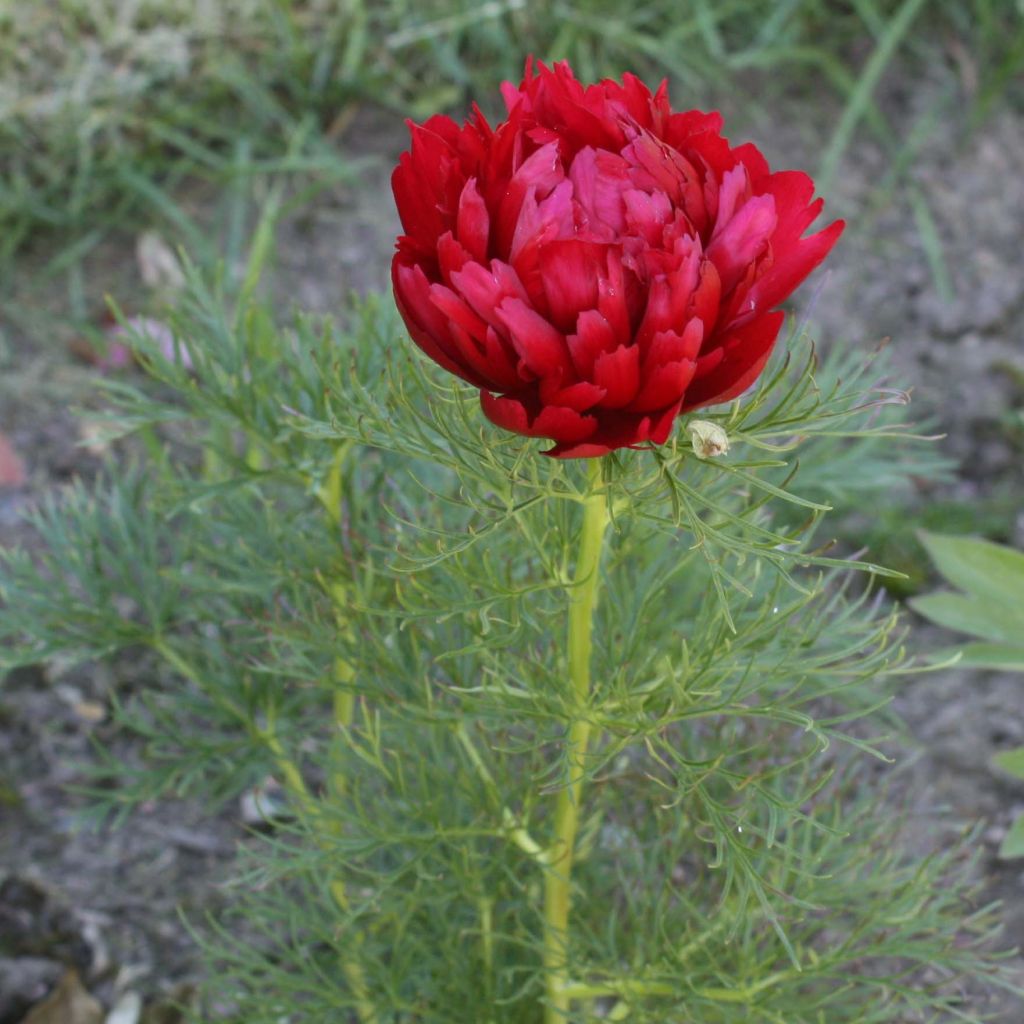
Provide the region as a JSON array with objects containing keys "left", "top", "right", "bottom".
[{"left": 687, "top": 419, "right": 730, "bottom": 459}]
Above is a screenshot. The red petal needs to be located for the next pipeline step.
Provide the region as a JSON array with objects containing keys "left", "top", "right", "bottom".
[
  {"left": 710, "top": 165, "right": 750, "bottom": 240},
  {"left": 539, "top": 240, "right": 605, "bottom": 333},
  {"left": 593, "top": 344, "right": 640, "bottom": 408},
  {"left": 540, "top": 378, "right": 606, "bottom": 412},
  {"left": 546, "top": 440, "right": 616, "bottom": 459},
  {"left": 689, "top": 259, "right": 721, "bottom": 325},
  {"left": 732, "top": 142, "right": 770, "bottom": 186},
  {"left": 495, "top": 298, "right": 572, "bottom": 380},
  {"left": 451, "top": 260, "right": 528, "bottom": 328},
  {"left": 457, "top": 178, "right": 490, "bottom": 263},
  {"left": 533, "top": 404, "right": 598, "bottom": 442},
  {"left": 597, "top": 249, "right": 633, "bottom": 344},
  {"left": 444, "top": 321, "right": 517, "bottom": 392},
  {"left": 480, "top": 391, "right": 531, "bottom": 434},
  {"left": 393, "top": 260, "right": 483, "bottom": 386},
  {"left": 497, "top": 142, "right": 563, "bottom": 256},
  {"left": 429, "top": 282, "right": 489, "bottom": 340},
  {"left": 629, "top": 359, "right": 697, "bottom": 413},
  {"left": 479, "top": 391, "right": 596, "bottom": 443},
  {"left": 546, "top": 406, "right": 665, "bottom": 458},
  {"left": 437, "top": 232, "right": 472, "bottom": 284},
  {"left": 749, "top": 218, "right": 844, "bottom": 314},
  {"left": 682, "top": 310, "right": 785, "bottom": 410},
  {"left": 648, "top": 398, "right": 684, "bottom": 444},
  {"left": 643, "top": 321, "right": 703, "bottom": 373},
  {"left": 568, "top": 310, "right": 617, "bottom": 378},
  {"left": 707, "top": 194, "right": 777, "bottom": 295},
  {"left": 568, "top": 146, "right": 630, "bottom": 236},
  {"left": 623, "top": 188, "right": 672, "bottom": 247}
]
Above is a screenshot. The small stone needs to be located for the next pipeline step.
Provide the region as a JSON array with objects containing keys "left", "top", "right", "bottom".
[
  {"left": 21, "top": 970, "right": 102, "bottom": 1024},
  {"left": 105, "top": 991, "right": 143, "bottom": 1024}
]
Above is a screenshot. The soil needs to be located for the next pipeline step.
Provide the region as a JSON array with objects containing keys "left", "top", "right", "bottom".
[{"left": 1, "top": 72, "right": 1023, "bottom": 1020}]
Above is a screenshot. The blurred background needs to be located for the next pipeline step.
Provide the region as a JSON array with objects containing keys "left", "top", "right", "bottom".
[{"left": 1, "top": 0, "right": 1023, "bottom": 1018}]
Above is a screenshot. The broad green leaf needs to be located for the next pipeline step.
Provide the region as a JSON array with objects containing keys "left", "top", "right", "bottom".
[
  {"left": 999, "top": 814, "right": 1024, "bottom": 859},
  {"left": 909, "top": 591, "right": 1023, "bottom": 645},
  {"left": 959, "top": 642, "right": 1024, "bottom": 673},
  {"left": 993, "top": 746, "right": 1024, "bottom": 781},
  {"left": 918, "top": 530, "right": 1024, "bottom": 609}
]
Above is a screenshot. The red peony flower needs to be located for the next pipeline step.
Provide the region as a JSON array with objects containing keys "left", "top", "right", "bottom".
[{"left": 391, "top": 59, "right": 843, "bottom": 458}]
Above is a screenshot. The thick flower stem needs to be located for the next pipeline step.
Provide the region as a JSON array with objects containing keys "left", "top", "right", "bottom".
[
  {"left": 543, "top": 459, "right": 610, "bottom": 1023},
  {"left": 315, "top": 442, "right": 377, "bottom": 1023}
]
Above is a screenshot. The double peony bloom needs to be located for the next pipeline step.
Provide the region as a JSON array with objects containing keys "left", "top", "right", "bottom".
[{"left": 392, "top": 60, "right": 843, "bottom": 458}]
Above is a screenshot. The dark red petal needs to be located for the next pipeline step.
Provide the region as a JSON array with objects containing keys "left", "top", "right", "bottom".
[
  {"left": 437, "top": 232, "right": 473, "bottom": 285},
  {"left": 479, "top": 391, "right": 596, "bottom": 443},
  {"left": 546, "top": 408, "right": 657, "bottom": 458},
  {"left": 539, "top": 240, "right": 605, "bottom": 333},
  {"left": 481, "top": 327, "right": 523, "bottom": 391},
  {"left": 446, "top": 321, "right": 515, "bottom": 391},
  {"left": 689, "top": 259, "right": 721, "bottom": 326},
  {"left": 457, "top": 178, "right": 490, "bottom": 263},
  {"left": 635, "top": 275, "right": 689, "bottom": 352},
  {"left": 497, "top": 142, "right": 563, "bottom": 256},
  {"left": 597, "top": 250, "right": 633, "bottom": 344},
  {"left": 732, "top": 142, "right": 770, "bottom": 186},
  {"left": 495, "top": 298, "right": 572, "bottom": 380},
  {"left": 629, "top": 359, "right": 697, "bottom": 413},
  {"left": 692, "top": 346, "right": 725, "bottom": 381},
  {"left": 533, "top": 404, "right": 598, "bottom": 442},
  {"left": 593, "top": 344, "right": 640, "bottom": 408},
  {"left": 451, "top": 260, "right": 528, "bottom": 328},
  {"left": 623, "top": 188, "right": 672, "bottom": 247},
  {"left": 393, "top": 259, "right": 483, "bottom": 386},
  {"left": 707, "top": 194, "right": 778, "bottom": 295},
  {"left": 480, "top": 391, "right": 531, "bottom": 434},
  {"left": 545, "top": 440, "right": 617, "bottom": 459},
  {"left": 568, "top": 146, "right": 630, "bottom": 236},
  {"left": 648, "top": 398, "right": 685, "bottom": 444},
  {"left": 643, "top": 320, "right": 703, "bottom": 373},
  {"left": 429, "top": 282, "right": 488, "bottom": 340},
  {"left": 568, "top": 310, "right": 617, "bottom": 378},
  {"left": 681, "top": 310, "right": 785, "bottom": 410},
  {"left": 749, "top": 218, "right": 845, "bottom": 314},
  {"left": 540, "top": 379, "right": 606, "bottom": 412},
  {"left": 392, "top": 153, "right": 442, "bottom": 250},
  {"left": 711, "top": 165, "right": 750, "bottom": 240}
]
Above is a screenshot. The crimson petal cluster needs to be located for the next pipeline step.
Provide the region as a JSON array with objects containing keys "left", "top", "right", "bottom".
[{"left": 392, "top": 59, "right": 843, "bottom": 458}]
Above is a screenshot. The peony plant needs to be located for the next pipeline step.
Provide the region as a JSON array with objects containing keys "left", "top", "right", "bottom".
[
  {"left": 0, "top": 61, "right": 1017, "bottom": 1024},
  {"left": 392, "top": 60, "right": 850, "bottom": 1020}
]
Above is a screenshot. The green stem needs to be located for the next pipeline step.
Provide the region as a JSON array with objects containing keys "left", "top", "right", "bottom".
[
  {"left": 543, "top": 458, "right": 610, "bottom": 1022},
  {"left": 316, "top": 442, "right": 359, "bottom": 764},
  {"left": 315, "top": 442, "right": 377, "bottom": 1021},
  {"left": 151, "top": 637, "right": 376, "bottom": 1021}
]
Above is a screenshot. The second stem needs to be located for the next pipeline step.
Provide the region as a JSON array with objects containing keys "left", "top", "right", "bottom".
[{"left": 543, "top": 458, "right": 610, "bottom": 1022}]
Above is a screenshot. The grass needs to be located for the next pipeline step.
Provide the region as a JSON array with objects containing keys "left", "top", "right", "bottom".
[
  {"left": 1, "top": 0, "right": 1023, "bottom": 514},
  {"left": 2, "top": 1, "right": 1023, "bottom": 278}
]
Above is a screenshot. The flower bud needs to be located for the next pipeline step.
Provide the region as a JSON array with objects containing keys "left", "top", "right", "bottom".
[{"left": 687, "top": 420, "right": 730, "bottom": 459}]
